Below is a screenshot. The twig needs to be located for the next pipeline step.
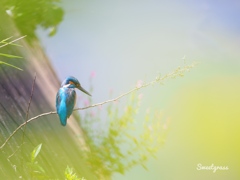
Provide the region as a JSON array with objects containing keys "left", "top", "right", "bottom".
[
  {"left": 0, "top": 63, "right": 196, "bottom": 149},
  {"left": 7, "top": 143, "right": 25, "bottom": 160},
  {"left": 22, "top": 73, "right": 37, "bottom": 138},
  {"left": 0, "top": 111, "right": 56, "bottom": 149},
  {"left": 7, "top": 73, "right": 36, "bottom": 159},
  {"left": 74, "top": 62, "right": 196, "bottom": 111},
  {"left": 0, "top": 35, "right": 27, "bottom": 49}
]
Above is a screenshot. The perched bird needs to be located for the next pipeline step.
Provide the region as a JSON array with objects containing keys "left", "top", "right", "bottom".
[{"left": 56, "top": 76, "right": 91, "bottom": 126}]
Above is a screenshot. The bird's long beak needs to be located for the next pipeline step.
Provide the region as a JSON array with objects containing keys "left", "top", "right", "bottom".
[{"left": 78, "top": 86, "right": 91, "bottom": 96}]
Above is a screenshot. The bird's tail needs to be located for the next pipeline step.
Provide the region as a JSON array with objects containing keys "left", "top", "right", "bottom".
[{"left": 58, "top": 114, "right": 67, "bottom": 126}]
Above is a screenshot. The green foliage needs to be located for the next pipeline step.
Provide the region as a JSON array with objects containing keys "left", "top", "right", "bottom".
[
  {"left": 27, "top": 143, "right": 46, "bottom": 179},
  {"left": 0, "top": 61, "right": 22, "bottom": 71},
  {"left": 26, "top": 144, "right": 85, "bottom": 180},
  {"left": 0, "top": 36, "right": 25, "bottom": 71},
  {"left": 0, "top": 37, "right": 23, "bottom": 47},
  {"left": 31, "top": 143, "right": 42, "bottom": 163},
  {"left": 0, "top": 53, "right": 22, "bottom": 58},
  {"left": 80, "top": 92, "right": 168, "bottom": 178},
  {"left": 2, "top": 0, "right": 64, "bottom": 40},
  {"left": 65, "top": 166, "right": 86, "bottom": 180}
]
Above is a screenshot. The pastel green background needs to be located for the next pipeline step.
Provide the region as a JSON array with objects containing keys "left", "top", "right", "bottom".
[{"left": 38, "top": 0, "right": 240, "bottom": 179}]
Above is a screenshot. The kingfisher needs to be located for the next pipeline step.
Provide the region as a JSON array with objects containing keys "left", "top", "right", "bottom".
[{"left": 56, "top": 76, "right": 91, "bottom": 126}]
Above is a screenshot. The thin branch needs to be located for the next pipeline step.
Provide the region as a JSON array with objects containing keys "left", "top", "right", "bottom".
[
  {"left": 24, "top": 73, "right": 37, "bottom": 128},
  {"left": 0, "top": 35, "right": 27, "bottom": 49},
  {"left": 21, "top": 73, "right": 37, "bottom": 141},
  {"left": 0, "top": 111, "right": 56, "bottom": 149},
  {"left": 7, "top": 143, "right": 25, "bottom": 160},
  {"left": 0, "top": 63, "right": 196, "bottom": 150},
  {"left": 74, "top": 63, "right": 196, "bottom": 111},
  {"left": 7, "top": 73, "right": 36, "bottom": 159}
]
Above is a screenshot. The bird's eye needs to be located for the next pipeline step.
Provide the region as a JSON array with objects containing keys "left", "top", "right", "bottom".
[{"left": 69, "top": 81, "right": 74, "bottom": 85}]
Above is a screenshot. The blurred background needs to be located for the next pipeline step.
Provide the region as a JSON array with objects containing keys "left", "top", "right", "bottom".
[
  {"left": 36, "top": 1, "right": 240, "bottom": 179},
  {"left": 1, "top": 0, "right": 240, "bottom": 179}
]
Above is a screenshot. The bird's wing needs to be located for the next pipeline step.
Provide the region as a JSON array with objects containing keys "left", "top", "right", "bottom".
[
  {"left": 66, "top": 89, "right": 76, "bottom": 118},
  {"left": 56, "top": 90, "right": 61, "bottom": 111}
]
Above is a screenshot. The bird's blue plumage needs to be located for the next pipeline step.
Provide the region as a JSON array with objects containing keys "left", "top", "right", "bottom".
[
  {"left": 56, "top": 76, "right": 91, "bottom": 126},
  {"left": 56, "top": 87, "right": 76, "bottom": 126}
]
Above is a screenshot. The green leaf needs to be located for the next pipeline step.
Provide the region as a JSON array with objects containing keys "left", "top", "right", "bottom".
[
  {"left": 141, "top": 163, "right": 148, "bottom": 171},
  {"left": 35, "top": 164, "right": 45, "bottom": 174},
  {"left": 31, "top": 143, "right": 42, "bottom": 163},
  {"left": 0, "top": 42, "right": 22, "bottom": 47},
  {"left": 0, "top": 36, "right": 22, "bottom": 47},
  {"left": 0, "top": 61, "right": 23, "bottom": 71},
  {"left": 0, "top": 36, "right": 13, "bottom": 43},
  {"left": 0, "top": 53, "right": 22, "bottom": 58},
  {"left": 65, "top": 166, "right": 81, "bottom": 180},
  {"left": 0, "top": 35, "right": 26, "bottom": 48}
]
